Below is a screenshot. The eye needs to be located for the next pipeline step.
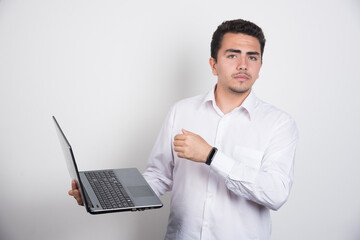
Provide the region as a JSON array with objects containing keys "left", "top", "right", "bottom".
[
  {"left": 227, "top": 54, "right": 237, "bottom": 59},
  {"left": 249, "top": 56, "right": 258, "bottom": 61}
]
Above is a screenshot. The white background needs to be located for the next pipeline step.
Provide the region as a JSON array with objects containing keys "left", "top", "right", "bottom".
[{"left": 0, "top": 0, "right": 359, "bottom": 239}]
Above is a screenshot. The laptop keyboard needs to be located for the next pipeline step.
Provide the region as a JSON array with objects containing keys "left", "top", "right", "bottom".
[{"left": 85, "top": 170, "right": 135, "bottom": 209}]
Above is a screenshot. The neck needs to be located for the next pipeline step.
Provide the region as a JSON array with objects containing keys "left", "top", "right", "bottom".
[{"left": 214, "top": 85, "right": 251, "bottom": 114}]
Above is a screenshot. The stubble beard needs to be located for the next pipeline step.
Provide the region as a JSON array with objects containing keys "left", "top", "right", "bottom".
[
  {"left": 228, "top": 72, "right": 253, "bottom": 94},
  {"left": 228, "top": 79, "right": 252, "bottom": 95},
  {"left": 229, "top": 85, "right": 251, "bottom": 94}
]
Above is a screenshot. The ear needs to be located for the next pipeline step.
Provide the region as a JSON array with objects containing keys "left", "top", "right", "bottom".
[
  {"left": 256, "top": 61, "right": 263, "bottom": 80},
  {"left": 209, "top": 57, "right": 218, "bottom": 76}
]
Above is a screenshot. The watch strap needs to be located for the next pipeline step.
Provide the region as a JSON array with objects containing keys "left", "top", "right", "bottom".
[{"left": 206, "top": 147, "right": 218, "bottom": 165}]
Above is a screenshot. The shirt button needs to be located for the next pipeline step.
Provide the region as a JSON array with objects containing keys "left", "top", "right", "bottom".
[{"left": 208, "top": 194, "right": 213, "bottom": 199}]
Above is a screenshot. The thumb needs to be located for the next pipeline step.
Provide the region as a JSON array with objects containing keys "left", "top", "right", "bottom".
[{"left": 182, "top": 129, "right": 189, "bottom": 134}]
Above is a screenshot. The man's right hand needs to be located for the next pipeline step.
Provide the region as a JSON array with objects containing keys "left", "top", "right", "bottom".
[{"left": 68, "top": 180, "right": 84, "bottom": 206}]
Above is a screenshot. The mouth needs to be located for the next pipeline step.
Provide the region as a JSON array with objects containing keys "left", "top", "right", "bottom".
[{"left": 233, "top": 72, "right": 250, "bottom": 82}]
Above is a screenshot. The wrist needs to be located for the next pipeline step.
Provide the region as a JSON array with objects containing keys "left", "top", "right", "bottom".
[{"left": 205, "top": 147, "right": 218, "bottom": 165}]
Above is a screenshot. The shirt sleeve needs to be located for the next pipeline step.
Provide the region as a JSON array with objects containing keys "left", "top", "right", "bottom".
[
  {"left": 211, "top": 116, "right": 299, "bottom": 211},
  {"left": 142, "top": 106, "right": 175, "bottom": 196}
]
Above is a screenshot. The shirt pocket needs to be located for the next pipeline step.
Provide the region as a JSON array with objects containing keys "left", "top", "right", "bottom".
[{"left": 233, "top": 145, "right": 263, "bottom": 170}]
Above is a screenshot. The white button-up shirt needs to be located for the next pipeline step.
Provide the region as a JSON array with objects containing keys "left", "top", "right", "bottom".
[{"left": 143, "top": 87, "right": 298, "bottom": 240}]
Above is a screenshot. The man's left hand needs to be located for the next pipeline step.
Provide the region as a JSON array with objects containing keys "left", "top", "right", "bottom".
[{"left": 173, "top": 129, "right": 212, "bottom": 163}]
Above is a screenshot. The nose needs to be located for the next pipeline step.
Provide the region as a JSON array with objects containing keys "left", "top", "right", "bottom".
[{"left": 236, "top": 56, "right": 247, "bottom": 71}]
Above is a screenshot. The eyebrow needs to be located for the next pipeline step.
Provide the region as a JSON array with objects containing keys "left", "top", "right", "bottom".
[{"left": 225, "top": 49, "right": 260, "bottom": 56}]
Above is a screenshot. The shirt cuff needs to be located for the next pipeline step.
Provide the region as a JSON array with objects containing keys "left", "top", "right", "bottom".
[{"left": 210, "top": 150, "right": 236, "bottom": 178}]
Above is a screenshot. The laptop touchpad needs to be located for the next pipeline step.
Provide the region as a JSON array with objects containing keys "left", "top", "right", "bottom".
[{"left": 128, "top": 186, "right": 154, "bottom": 197}]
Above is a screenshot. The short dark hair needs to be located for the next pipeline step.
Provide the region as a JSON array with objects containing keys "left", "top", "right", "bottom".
[{"left": 211, "top": 19, "right": 266, "bottom": 62}]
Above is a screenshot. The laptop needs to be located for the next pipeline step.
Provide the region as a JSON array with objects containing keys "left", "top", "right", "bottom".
[{"left": 53, "top": 116, "right": 163, "bottom": 214}]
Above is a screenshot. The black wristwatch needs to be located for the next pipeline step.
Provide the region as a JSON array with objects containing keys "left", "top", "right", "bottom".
[{"left": 205, "top": 147, "right": 218, "bottom": 165}]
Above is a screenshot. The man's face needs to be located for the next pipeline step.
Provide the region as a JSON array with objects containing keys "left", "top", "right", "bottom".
[{"left": 210, "top": 33, "right": 262, "bottom": 95}]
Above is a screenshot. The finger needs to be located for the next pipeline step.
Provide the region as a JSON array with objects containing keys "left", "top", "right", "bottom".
[
  {"left": 182, "top": 129, "right": 193, "bottom": 135},
  {"left": 174, "top": 134, "right": 186, "bottom": 140},
  {"left": 174, "top": 146, "right": 185, "bottom": 153},
  {"left": 71, "top": 180, "right": 78, "bottom": 190},
  {"left": 73, "top": 190, "right": 83, "bottom": 205},
  {"left": 182, "top": 129, "right": 189, "bottom": 134},
  {"left": 71, "top": 182, "right": 81, "bottom": 198},
  {"left": 73, "top": 189, "right": 80, "bottom": 197},
  {"left": 177, "top": 152, "right": 185, "bottom": 158},
  {"left": 74, "top": 190, "right": 80, "bottom": 199},
  {"left": 73, "top": 189, "right": 81, "bottom": 202},
  {"left": 69, "top": 182, "right": 84, "bottom": 206},
  {"left": 173, "top": 140, "right": 185, "bottom": 146},
  {"left": 69, "top": 189, "right": 80, "bottom": 202}
]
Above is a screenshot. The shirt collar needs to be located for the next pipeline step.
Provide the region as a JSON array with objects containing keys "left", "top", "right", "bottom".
[
  {"left": 240, "top": 90, "right": 256, "bottom": 120},
  {"left": 203, "top": 86, "right": 216, "bottom": 104},
  {"left": 202, "top": 85, "right": 257, "bottom": 120}
]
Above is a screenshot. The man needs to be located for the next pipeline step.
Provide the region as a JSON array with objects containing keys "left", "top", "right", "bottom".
[{"left": 70, "top": 19, "right": 298, "bottom": 240}]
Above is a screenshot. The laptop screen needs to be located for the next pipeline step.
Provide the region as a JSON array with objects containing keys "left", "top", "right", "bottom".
[{"left": 53, "top": 116, "right": 78, "bottom": 181}]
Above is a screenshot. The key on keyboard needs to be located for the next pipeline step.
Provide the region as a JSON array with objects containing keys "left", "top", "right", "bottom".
[{"left": 85, "top": 170, "right": 134, "bottom": 209}]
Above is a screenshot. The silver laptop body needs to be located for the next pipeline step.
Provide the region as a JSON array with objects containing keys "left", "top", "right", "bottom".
[{"left": 53, "top": 116, "right": 163, "bottom": 214}]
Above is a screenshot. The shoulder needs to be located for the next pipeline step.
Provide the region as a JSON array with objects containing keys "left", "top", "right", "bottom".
[
  {"left": 254, "top": 98, "right": 298, "bottom": 135},
  {"left": 256, "top": 98, "right": 294, "bottom": 120},
  {"left": 163, "top": 93, "right": 206, "bottom": 126},
  {"left": 171, "top": 93, "right": 206, "bottom": 112}
]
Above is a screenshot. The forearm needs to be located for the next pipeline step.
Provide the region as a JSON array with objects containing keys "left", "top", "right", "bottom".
[
  {"left": 143, "top": 106, "right": 176, "bottom": 196},
  {"left": 211, "top": 140, "right": 297, "bottom": 210},
  {"left": 143, "top": 166, "right": 173, "bottom": 196}
]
